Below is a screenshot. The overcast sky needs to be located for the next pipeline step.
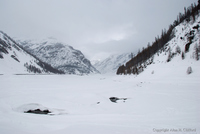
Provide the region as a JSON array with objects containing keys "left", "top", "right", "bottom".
[{"left": 0, "top": 0, "right": 197, "bottom": 60}]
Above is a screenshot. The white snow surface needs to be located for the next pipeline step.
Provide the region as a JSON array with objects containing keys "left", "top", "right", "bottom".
[{"left": 0, "top": 60, "right": 200, "bottom": 134}]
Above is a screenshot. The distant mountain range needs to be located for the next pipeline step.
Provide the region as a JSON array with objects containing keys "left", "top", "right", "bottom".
[
  {"left": 0, "top": 31, "right": 139, "bottom": 75},
  {"left": 1, "top": 30, "right": 132, "bottom": 75},
  {"left": 93, "top": 53, "right": 132, "bottom": 74},
  {"left": 16, "top": 38, "right": 99, "bottom": 75}
]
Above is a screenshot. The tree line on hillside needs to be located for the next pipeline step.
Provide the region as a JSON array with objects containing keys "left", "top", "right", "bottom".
[{"left": 117, "top": 0, "right": 200, "bottom": 75}]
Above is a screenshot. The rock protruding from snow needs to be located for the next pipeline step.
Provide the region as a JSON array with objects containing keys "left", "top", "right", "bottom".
[
  {"left": 16, "top": 103, "right": 68, "bottom": 115},
  {"left": 25, "top": 109, "right": 51, "bottom": 115},
  {"left": 109, "top": 97, "right": 127, "bottom": 103}
]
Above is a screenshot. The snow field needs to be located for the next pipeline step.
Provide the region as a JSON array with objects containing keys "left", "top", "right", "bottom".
[{"left": 0, "top": 70, "right": 199, "bottom": 134}]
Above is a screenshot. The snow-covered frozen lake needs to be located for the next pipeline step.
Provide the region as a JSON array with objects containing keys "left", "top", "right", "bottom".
[{"left": 0, "top": 72, "right": 199, "bottom": 134}]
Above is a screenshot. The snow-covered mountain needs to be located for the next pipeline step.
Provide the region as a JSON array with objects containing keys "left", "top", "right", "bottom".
[
  {"left": 117, "top": 14, "right": 200, "bottom": 75},
  {"left": 17, "top": 38, "right": 99, "bottom": 75},
  {"left": 93, "top": 53, "right": 132, "bottom": 74},
  {"left": 150, "top": 17, "right": 200, "bottom": 73},
  {"left": 0, "top": 31, "right": 62, "bottom": 74}
]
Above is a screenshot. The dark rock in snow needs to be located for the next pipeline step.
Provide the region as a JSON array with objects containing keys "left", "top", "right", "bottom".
[
  {"left": 109, "top": 97, "right": 120, "bottom": 103},
  {"left": 185, "top": 42, "right": 191, "bottom": 52},
  {"left": 193, "top": 25, "right": 199, "bottom": 30},
  {"left": 109, "top": 97, "right": 127, "bottom": 103},
  {"left": 25, "top": 109, "right": 51, "bottom": 115}
]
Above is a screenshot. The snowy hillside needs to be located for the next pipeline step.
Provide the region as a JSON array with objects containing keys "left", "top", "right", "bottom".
[
  {"left": 93, "top": 53, "right": 132, "bottom": 74},
  {"left": 143, "top": 16, "right": 200, "bottom": 76},
  {"left": 17, "top": 38, "right": 99, "bottom": 75},
  {"left": 0, "top": 31, "right": 62, "bottom": 74},
  {"left": 117, "top": 14, "right": 200, "bottom": 75}
]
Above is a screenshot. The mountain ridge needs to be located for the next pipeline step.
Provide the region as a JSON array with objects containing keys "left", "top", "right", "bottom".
[
  {"left": 0, "top": 31, "right": 63, "bottom": 74},
  {"left": 17, "top": 38, "right": 99, "bottom": 75}
]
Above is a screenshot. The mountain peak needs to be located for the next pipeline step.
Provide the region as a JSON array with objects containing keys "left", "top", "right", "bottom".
[{"left": 17, "top": 38, "right": 99, "bottom": 75}]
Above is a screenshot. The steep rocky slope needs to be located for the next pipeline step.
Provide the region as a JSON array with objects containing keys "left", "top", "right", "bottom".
[{"left": 17, "top": 38, "right": 99, "bottom": 75}]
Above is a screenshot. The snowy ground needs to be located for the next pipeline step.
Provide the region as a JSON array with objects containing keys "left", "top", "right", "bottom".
[{"left": 0, "top": 66, "right": 200, "bottom": 134}]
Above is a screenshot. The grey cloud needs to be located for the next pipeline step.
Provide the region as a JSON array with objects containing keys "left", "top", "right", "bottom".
[{"left": 0, "top": 0, "right": 197, "bottom": 60}]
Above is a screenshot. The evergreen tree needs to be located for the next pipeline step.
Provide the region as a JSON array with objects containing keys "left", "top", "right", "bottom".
[
  {"left": 194, "top": 43, "right": 199, "bottom": 60},
  {"left": 182, "top": 51, "right": 185, "bottom": 60}
]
